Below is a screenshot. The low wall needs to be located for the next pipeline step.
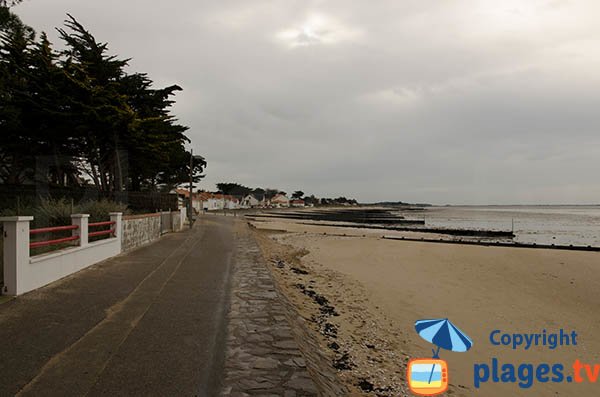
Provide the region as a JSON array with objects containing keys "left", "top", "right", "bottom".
[
  {"left": 121, "top": 208, "right": 186, "bottom": 252},
  {"left": 1, "top": 213, "right": 122, "bottom": 295},
  {"left": 122, "top": 214, "right": 161, "bottom": 252},
  {"left": 1, "top": 209, "right": 186, "bottom": 296},
  {"left": 26, "top": 237, "right": 121, "bottom": 295}
]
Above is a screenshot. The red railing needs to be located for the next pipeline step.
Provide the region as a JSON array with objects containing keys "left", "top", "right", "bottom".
[
  {"left": 89, "top": 221, "right": 116, "bottom": 238},
  {"left": 28, "top": 220, "right": 116, "bottom": 250},
  {"left": 30, "top": 225, "right": 79, "bottom": 249},
  {"left": 89, "top": 229, "right": 116, "bottom": 238},
  {"left": 30, "top": 225, "right": 78, "bottom": 235},
  {"left": 89, "top": 221, "right": 115, "bottom": 228}
]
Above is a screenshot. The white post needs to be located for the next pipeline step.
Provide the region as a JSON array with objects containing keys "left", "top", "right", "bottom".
[
  {"left": 109, "top": 212, "right": 123, "bottom": 253},
  {"left": 179, "top": 207, "right": 186, "bottom": 230},
  {"left": 1, "top": 216, "right": 33, "bottom": 296},
  {"left": 71, "top": 214, "right": 89, "bottom": 247}
]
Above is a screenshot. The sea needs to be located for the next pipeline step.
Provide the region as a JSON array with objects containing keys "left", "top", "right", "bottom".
[{"left": 399, "top": 205, "right": 600, "bottom": 247}]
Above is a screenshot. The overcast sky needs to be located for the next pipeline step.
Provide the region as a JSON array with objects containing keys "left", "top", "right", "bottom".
[{"left": 13, "top": 0, "right": 600, "bottom": 204}]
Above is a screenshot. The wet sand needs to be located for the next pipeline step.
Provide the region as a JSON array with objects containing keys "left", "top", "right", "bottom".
[{"left": 251, "top": 219, "right": 600, "bottom": 396}]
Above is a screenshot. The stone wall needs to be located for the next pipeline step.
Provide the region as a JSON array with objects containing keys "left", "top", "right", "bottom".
[{"left": 121, "top": 214, "right": 161, "bottom": 252}]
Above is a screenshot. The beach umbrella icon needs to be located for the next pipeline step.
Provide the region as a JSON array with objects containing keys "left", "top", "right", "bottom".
[{"left": 414, "top": 318, "right": 473, "bottom": 384}]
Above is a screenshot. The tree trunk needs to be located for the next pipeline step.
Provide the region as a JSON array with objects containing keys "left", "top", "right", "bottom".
[{"left": 114, "top": 146, "right": 123, "bottom": 192}]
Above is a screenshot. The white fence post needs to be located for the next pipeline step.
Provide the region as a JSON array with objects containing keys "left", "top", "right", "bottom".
[
  {"left": 180, "top": 207, "right": 186, "bottom": 230},
  {"left": 71, "top": 214, "right": 89, "bottom": 247},
  {"left": 109, "top": 212, "right": 123, "bottom": 253},
  {"left": 1, "top": 216, "right": 33, "bottom": 295},
  {"left": 170, "top": 210, "right": 176, "bottom": 232}
]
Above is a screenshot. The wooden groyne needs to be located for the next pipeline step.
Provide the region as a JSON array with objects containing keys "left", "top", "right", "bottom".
[
  {"left": 252, "top": 208, "right": 423, "bottom": 225},
  {"left": 382, "top": 236, "right": 600, "bottom": 252},
  {"left": 250, "top": 214, "right": 424, "bottom": 226},
  {"left": 246, "top": 216, "right": 514, "bottom": 238},
  {"left": 299, "top": 222, "right": 514, "bottom": 238}
]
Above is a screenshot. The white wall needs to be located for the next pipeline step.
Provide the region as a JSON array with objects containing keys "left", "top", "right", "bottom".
[
  {"left": 26, "top": 237, "right": 121, "bottom": 294},
  {"left": 2, "top": 209, "right": 188, "bottom": 296},
  {"left": 1, "top": 213, "right": 121, "bottom": 296}
]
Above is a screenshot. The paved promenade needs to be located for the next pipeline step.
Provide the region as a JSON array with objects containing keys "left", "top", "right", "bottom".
[{"left": 0, "top": 215, "right": 317, "bottom": 396}]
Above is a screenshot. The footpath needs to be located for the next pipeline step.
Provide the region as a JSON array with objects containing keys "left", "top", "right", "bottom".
[{"left": 0, "top": 215, "right": 318, "bottom": 396}]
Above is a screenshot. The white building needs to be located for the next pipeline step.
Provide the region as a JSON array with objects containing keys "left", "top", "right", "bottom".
[
  {"left": 241, "top": 194, "right": 266, "bottom": 208},
  {"left": 290, "top": 199, "right": 305, "bottom": 207},
  {"left": 270, "top": 193, "right": 290, "bottom": 208}
]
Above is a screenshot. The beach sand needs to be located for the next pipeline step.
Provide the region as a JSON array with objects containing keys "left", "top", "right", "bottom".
[{"left": 251, "top": 219, "right": 600, "bottom": 396}]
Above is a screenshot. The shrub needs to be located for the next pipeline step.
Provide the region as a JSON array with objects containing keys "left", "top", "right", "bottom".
[
  {"left": 0, "top": 198, "right": 129, "bottom": 227},
  {"left": 78, "top": 199, "right": 129, "bottom": 222}
]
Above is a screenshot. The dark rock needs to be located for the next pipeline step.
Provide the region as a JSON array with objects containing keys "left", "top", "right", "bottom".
[{"left": 358, "top": 379, "right": 374, "bottom": 392}]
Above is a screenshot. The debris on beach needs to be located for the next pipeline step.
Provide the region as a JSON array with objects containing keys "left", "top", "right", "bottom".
[
  {"left": 320, "top": 304, "right": 338, "bottom": 317},
  {"left": 271, "top": 258, "right": 286, "bottom": 268},
  {"left": 295, "top": 283, "right": 339, "bottom": 317},
  {"left": 322, "top": 322, "right": 338, "bottom": 338},
  {"left": 333, "top": 352, "right": 354, "bottom": 370},
  {"left": 291, "top": 267, "right": 309, "bottom": 275},
  {"left": 357, "top": 379, "right": 374, "bottom": 392},
  {"left": 328, "top": 341, "right": 340, "bottom": 351},
  {"left": 257, "top": 231, "right": 411, "bottom": 396}
]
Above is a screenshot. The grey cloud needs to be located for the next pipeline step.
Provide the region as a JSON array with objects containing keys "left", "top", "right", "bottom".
[{"left": 13, "top": 0, "right": 600, "bottom": 204}]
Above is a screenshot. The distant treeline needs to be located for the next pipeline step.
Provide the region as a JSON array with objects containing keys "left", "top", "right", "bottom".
[
  {"left": 214, "top": 182, "right": 358, "bottom": 205},
  {"left": 371, "top": 201, "right": 431, "bottom": 207},
  {"left": 0, "top": 7, "right": 205, "bottom": 193}
]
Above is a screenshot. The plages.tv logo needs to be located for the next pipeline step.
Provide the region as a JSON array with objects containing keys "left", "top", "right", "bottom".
[{"left": 407, "top": 318, "right": 473, "bottom": 396}]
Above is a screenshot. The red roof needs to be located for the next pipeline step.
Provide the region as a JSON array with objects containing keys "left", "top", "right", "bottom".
[{"left": 175, "top": 188, "right": 190, "bottom": 197}]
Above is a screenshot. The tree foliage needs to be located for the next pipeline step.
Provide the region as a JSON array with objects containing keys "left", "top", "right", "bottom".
[
  {"left": 0, "top": 1, "right": 22, "bottom": 8},
  {"left": 211, "top": 181, "right": 357, "bottom": 206},
  {"left": 216, "top": 182, "right": 252, "bottom": 196},
  {"left": 0, "top": 11, "right": 204, "bottom": 191}
]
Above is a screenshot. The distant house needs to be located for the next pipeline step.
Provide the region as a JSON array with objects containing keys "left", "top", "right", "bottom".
[
  {"left": 173, "top": 190, "right": 244, "bottom": 212},
  {"left": 270, "top": 193, "right": 290, "bottom": 208},
  {"left": 174, "top": 188, "right": 203, "bottom": 212},
  {"left": 290, "top": 199, "right": 305, "bottom": 207},
  {"left": 173, "top": 188, "right": 188, "bottom": 209},
  {"left": 198, "top": 192, "right": 218, "bottom": 211},
  {"left": 242, "top": 194, "right": 266, "bottom": 208},
  {"left": 225, "top": 195, "right": 239, "bottom": 210}
]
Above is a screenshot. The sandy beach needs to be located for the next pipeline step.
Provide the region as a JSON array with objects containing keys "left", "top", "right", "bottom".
[{"left": 251, "top": 217, "right": 600, "bottom": 396}]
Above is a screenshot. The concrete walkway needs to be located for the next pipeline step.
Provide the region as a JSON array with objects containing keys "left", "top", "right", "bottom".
[{"left": 0, "top": 215, "right": 318, "bottom": 396}]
